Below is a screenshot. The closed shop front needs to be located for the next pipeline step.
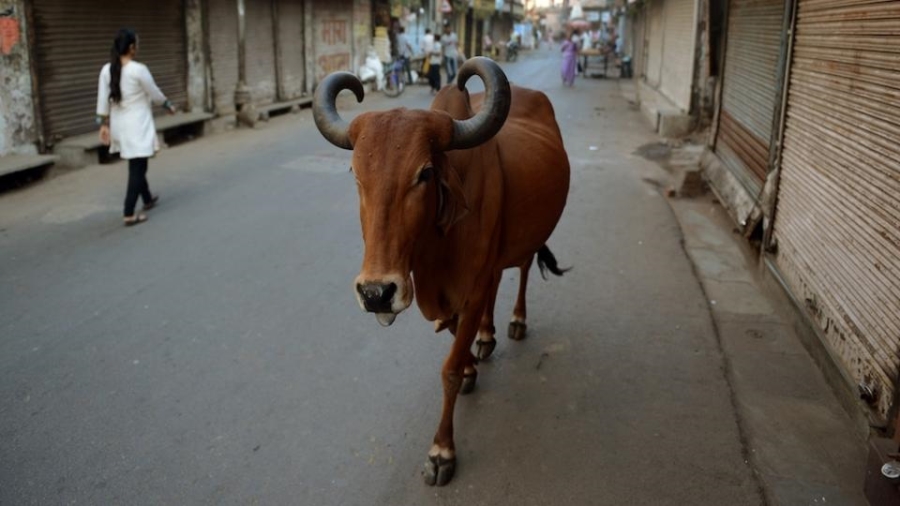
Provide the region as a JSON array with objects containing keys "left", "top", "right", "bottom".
[
  {"left": 770, "top": 0, "right": 900, "bottom": 422},
  {"left": 314, "top": 0, "right": 354, "bottom": 82},
  {"left": 643, "top": 0, "right": 663, "bottom": 87},
  {"left": 714, "top": 0, "right": 787, "bottom": 193},
  {"left": 208, "top": 0, "right": 279, "bottom": 114},
  {"left": 658, "top": 0, "right": 696, "bottom": 111},
  {"left": 31, "top": 0, "right": 188, "bottom": 141},
  {"left": 276, "top": 0, "right": 307, "bottom": 100}
]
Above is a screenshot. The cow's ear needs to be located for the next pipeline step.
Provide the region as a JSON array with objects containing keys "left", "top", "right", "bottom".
[
  {"left": 436, "top": 157, "right": 468, "bottom": 235},
  {"left": 347, "top": 112, "right": 372, "bottom": 145}
]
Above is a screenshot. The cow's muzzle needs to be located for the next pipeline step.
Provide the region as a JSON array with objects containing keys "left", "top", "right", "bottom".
[
  {"left": 357, "top": 282, "right": 397, "bottom": 315},
  {"left": 354, "top": 274, "right": 412, "bottom": 327}
]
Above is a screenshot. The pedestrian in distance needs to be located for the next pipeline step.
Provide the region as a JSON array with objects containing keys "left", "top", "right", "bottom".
[
  {"left": 442, "top": 23, "right": 459, "bottom": 83},
  {"left": 96, "top": 28, "right": 177, "bottom": 227},
  {"left": 396, "top": 26, "right": 414, "bottom": 84},
  {"left": 428, "top": 33, "right": 443, "bottom": 94},
  {"left": 561, "top": 29, "right": 579, "bottom": 87},
  {"left": 420, "top": 28, "right": 434, "bottom": 78}
]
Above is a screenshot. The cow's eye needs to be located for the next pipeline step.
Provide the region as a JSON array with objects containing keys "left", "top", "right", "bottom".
[{"left": 418, "top": 167, "right": 434, "bottom": 184}]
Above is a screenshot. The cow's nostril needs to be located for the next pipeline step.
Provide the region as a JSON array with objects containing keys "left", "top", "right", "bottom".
[
  {"left": 381, "top": 283, "right": 397, "bottom": 304},
  {"left": 356, "top": 283, "right": 372, "bottom": 297}
]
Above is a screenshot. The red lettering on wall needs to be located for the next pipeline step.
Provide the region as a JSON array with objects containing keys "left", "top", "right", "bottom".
[
  {"left": 0, "top": 17, "right": 20, "bottom": 55},
  {"left": 318, "top": 53, "right": 351, "bottom": 75},
  {"left": 320, "top": 20, "right": 348, "bottom": 46}
]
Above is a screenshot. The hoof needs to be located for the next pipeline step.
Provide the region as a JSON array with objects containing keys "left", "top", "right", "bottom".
[
  {"left": 460, "top": 369, "right": 477, "bottom": 395},
  {"left": 475, "top": 338, "right": 496, "bottom": 360},
  {"left": 424, "top": 454, "right": 456, "bottom": 486},
  {"left": 508, "top": 321, "right": 527, "bottom": 341}
]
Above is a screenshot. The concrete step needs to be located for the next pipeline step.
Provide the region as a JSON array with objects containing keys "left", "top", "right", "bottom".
[
  {"left": 52, "top": 111, "right": 215, "bottom": 168},
  {"left": 154, "top": 111, "right": 215, "bottom": 131},
  {"left": 257, "top": 97, "right": 313, "bottom": 117},
  {"left": 637, "top": 81, "right": 693, "bottom": 137},
  {"left": 0, "top": 154, "right": 59, "bottom": 178}
]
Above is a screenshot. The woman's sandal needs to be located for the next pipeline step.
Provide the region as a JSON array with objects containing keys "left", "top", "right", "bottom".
[
  {"left": 124, "top": 214, "right": 148, "bottom": 227},
  {"left": 143, "top": 195, "right": 159, "bottom": 211}
]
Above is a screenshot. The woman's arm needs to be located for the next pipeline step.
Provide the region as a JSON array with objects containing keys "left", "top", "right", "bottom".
[
  {"left": 138, "top": 64, "right": 176, "bottom": 111},
  {"left": 96, "top": 65, "right": 110, "bottom": 145},
  {"left": 96, "top": 65, "right": 110, "bottom": 118}
]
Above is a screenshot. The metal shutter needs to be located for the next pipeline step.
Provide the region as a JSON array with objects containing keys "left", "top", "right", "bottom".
[
  {"left": 771, "top": 0, "right": 900, "bottom": 423},
  {"left": 715, "top": 0, "right": 786, "bottom": 192},
  {"left": 276, "top": 0, "right": 307, "bottom": 100},
  {"left": 659, "top": 0, "right": 696, "bottom": 111},
  {"left": 32, "top": 0, "right": 188, "bottom": 141}
]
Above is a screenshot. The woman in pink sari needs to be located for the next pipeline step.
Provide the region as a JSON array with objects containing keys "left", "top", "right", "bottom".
[{"left": 561, "top": 29, "right": 579, "bottom": 86}]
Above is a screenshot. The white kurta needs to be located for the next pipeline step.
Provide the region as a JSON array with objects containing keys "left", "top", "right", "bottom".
[{"left": 96, "top": 61, "right": 167, "bottom": 159}]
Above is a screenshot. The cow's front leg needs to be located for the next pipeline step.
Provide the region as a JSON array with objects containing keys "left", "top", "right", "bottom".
[
  {"left": 475, "top": 272, "right": 501, "bottom": 360},
  {"left": 424, "top": 302, "right": 484, "bottom": 486},
  {"left": 460, "top": 350, "right": 479, "bottom": 395}
]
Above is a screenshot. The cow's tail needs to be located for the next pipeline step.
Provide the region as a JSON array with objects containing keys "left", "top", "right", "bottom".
[{"left": 536, "top": 245, "right": 571, "bottom": 280}]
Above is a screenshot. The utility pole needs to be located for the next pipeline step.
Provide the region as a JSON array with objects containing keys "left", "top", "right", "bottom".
[{"left": 234, "top": 0, "right": 257, "bottom": 127}]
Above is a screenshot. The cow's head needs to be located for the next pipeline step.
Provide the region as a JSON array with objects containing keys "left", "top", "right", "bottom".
[{"left": 312, "top": 58, "right": 511, "bottom": 326}]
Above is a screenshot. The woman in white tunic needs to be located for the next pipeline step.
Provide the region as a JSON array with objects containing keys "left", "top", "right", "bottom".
[{"left": 96, "top": 28, "right": 176, "bottom": 226}]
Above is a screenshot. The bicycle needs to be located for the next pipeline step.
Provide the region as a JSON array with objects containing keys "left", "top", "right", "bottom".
[{"left": 383, "top": 58, "right": 406, "bottom": 98}]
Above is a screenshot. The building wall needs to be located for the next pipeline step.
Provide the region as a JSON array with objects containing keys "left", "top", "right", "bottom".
[{"left": 0, "top": 0, "right": 38, "bottom": 156}]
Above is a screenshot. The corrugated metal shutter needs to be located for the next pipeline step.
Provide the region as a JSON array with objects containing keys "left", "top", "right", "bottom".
[
  {"left": 644, "top": 0, "right": 664, "bottom": 87},
  {"left": 715, "top": 0, "right": 786, "bottom": 192},
  {"left": 208, "top": 0, "right": 239, "bottom": 114},
  {"left": 32, "top": 0, "right": 187, "bottom": 141},
  {"left": 277, "top": 0, "right": 306, "bottom": 100},
  {"left": 659, "top": 0, "right": 696, "bottom": 111},
  {"left": 772, "top": 0, "right": 900, "bottom": 422},
  {"left": 313, "top": 0, "right": 354, "bottom": 83},
  {"left": 247, "top": 1, "right": 277, "bottom": 105}
]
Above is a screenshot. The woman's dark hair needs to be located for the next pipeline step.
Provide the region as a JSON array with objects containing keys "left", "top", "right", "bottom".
[{"left": 109, "top": 28, "right": 137, "bottom": 104}]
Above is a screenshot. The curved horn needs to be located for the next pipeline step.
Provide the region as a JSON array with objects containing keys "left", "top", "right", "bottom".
[
  {"left": 447, "top": 57, "right": 512, "bottom": 151},
  {"left": 312, "top": 72, "right": 365, "bottom": 150}
]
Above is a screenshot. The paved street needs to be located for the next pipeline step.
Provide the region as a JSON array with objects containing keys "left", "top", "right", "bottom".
[{"left": 4, "top": 49, "right": 768, "bottom": 505}]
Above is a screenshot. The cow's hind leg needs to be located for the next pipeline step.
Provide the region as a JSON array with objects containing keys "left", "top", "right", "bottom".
[
  {"left": 508, "top": 256, "right": 534, "bottom": 341},
  {"left": 425, "top": 292, "right": 487, "bottom": 486},
  {"left": 475, "top": 272, "right": 501, "bottom": 361}
]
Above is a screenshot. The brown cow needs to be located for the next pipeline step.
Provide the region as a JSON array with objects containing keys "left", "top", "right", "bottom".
[{"left": 312, "top": 57, "right": 570, "bottom": 486}]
